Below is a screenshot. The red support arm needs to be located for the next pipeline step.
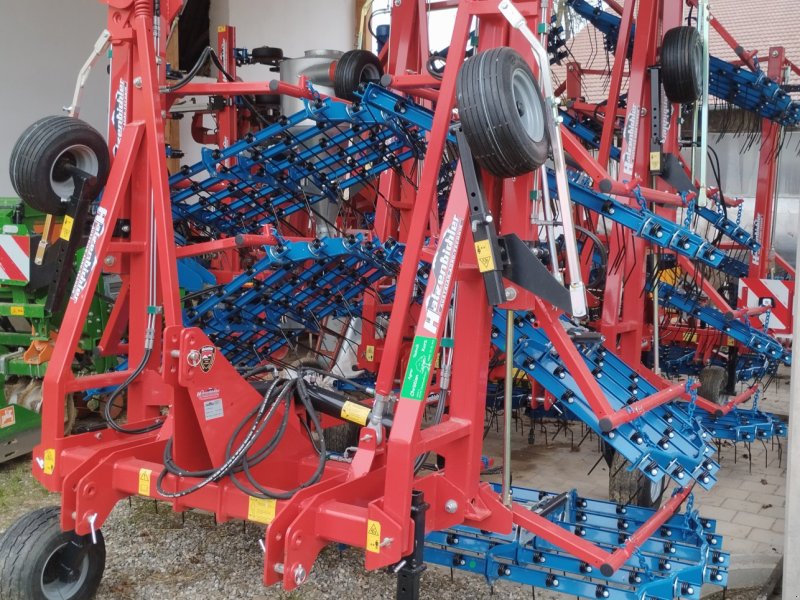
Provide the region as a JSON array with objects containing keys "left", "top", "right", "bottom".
[
  {"left": 512, "top": 484, "right": 693, "bottom": 575},
  {"left": 598, "top": 382, "right": 690, "bottom": 432},
  {"left": 712, "top": 385, "right": 759, "bottom": 417}
]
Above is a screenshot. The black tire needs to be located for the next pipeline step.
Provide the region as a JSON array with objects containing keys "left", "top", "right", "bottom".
[
  {"left": 0, "top": 506, "right": 106, "bottom": 600},
  {"left": 334, "top": 50, "right": 383, "bottom": 101},
  {"left": 456, "top": 47, "right": 550, "bottom": 178},
  {"left": 9, "top": 116, "right": 110, "bottom": 215},
  {"left": 608, "top": 451, "right": 666, "bottom": 508},
  {"left": 250, "top": 46, "right": 284, "bottom": 66},
  {"left": 661, "top": 26, "right": 703, "bottom": 104},
  {"left": 323, "top": 422, "right": 361, "bottom": 453},
  {"left": 698, "top": 365, "right": 727, "bottom": 405}
]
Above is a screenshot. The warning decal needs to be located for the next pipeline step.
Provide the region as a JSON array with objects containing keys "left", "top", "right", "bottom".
[
  {"left": 43, "top": 449, "right": 55, "bottom": 475},
  {"left": 138, "top": 468, "right": 152, "bottom": 496},
  {"left": 248, "top": 496, "right": 277, "bottom": 524},
  {"left": 366, "top": 519, "right": 381, "bottom": 553},
  {"left": 474, "top": 239, "right": 495, "bottom": 273},
  {"left": 340, "top": 401, "right": 370, "bottom": 426}
]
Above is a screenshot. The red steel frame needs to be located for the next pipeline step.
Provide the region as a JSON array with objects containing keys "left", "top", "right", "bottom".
[{"left": 30, "top": 0, "right": 732, "bottom": 593}]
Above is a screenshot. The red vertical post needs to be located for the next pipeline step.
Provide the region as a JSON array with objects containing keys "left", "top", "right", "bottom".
[
  {"left": 216, "top": 26, "right": 238, "bottom": 156},
  {"left": 597, "top": 0, "right": 637, "bottom": 168},
  {"left": 750, "top": 47, "right": 785, "bottom": 278},
  {"left": 600, "top": 0, "right": 661, "bottom": 364}
]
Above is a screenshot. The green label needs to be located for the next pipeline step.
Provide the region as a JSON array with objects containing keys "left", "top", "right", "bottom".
[{"left": 400, "top": 335, "right": 437, "bottom": 401}]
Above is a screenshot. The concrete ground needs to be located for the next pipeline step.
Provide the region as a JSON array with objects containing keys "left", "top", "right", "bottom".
[{"left": 481, "top": 369, "right": 791, "bottom": 596}]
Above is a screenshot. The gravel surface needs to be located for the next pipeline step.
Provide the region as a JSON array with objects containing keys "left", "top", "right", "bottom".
[
  {"left": 0, "top": 456, "right": 563, "bottom": 600},
  {"left": 94, "top": 500, "right": 561, "bottom": 600}
]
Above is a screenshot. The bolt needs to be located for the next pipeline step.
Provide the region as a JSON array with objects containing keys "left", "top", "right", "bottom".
[
  {"left": 104, "top": 255, "right": 115, "bottom": 266},
  {"left": 273, "top": 563, "right": 284, "bottom": 574},
  {"left": 293, "top": 564, "right": 306, "bottom": 585},
  {"left": 133, "top": 76, "right": 143, "bottom": 88},
  {"left": 505, "top": 287, "right": 518, "bottom": 301},
  {"left": 444, "top": 499, "right": 458, "bottom": 514},
  {"left": 772, "top": 50, "right": 779, "bottom": 57}
]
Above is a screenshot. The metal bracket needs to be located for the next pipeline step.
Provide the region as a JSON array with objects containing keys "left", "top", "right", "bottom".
[
  {"left": 498, "top": 234, "right": 572, "bottom": 313},
  {"left": 44, "top": 171, "right": 97, "bottom": 314}
]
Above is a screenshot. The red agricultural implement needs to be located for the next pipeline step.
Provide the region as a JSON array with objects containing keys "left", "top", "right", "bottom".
[{"left": 1, "top": 0, "right": 796, "bottom": 598}]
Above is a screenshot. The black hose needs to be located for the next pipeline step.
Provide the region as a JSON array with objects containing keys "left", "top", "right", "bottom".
[
  {"left": 157, "top": 370, "right": 329, "bottom": 499},
  {"left": 103, "top": 348, "right": 164, "bottom": 434}
]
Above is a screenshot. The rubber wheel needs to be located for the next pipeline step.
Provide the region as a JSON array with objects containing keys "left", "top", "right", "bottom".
[
  {"left": 9, "top": 116, "right": 110, "bottom": 215},
  {"left": 334, "top": 50, "right": 383, "bottom": 101},
  {"left": 698, "top": 365, "right": 727, "bottom": 405},
  {"left": 456, "top": 47, "right": 550, "bottom": 178},
  {"left": 0, "top": 506, "right": 106, "bottom": 600},
  {"left": 608, "top": 451, "right": 666, "bottom": 508},
  {"left": 661, "top": 26, "right": 703, "bottom": 104},
  {"left": 250, "top": 46, "right": 284, "bottom": 66},
  {"left": 323, "top": 422, "right": 361, "bottom": 454}
]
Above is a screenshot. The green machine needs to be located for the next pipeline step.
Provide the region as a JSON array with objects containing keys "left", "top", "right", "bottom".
[{"left": 0, "top": 197, "right": 116, "bottom": 464}]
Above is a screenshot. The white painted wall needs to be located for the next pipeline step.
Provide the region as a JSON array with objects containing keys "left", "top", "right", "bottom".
[
  {"left": 686, "top": 133, "right": 800, "bottom": 266},
  {"left": 0, "top": 0, "right": 109, "bottom": 197},
  {"left": 210, "top": 0, "right": 355, "bottom": 66}
]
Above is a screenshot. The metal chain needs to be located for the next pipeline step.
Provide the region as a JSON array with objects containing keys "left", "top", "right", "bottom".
[{"left": 686, "top": 378, "right": 698, "bottom": 420}]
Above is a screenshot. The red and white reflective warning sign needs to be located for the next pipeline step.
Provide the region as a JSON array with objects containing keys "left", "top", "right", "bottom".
[{"left": 0, "top": 234, "right": 30, "bottom": 283}]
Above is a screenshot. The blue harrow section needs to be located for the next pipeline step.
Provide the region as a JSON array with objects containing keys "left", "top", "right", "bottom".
[
  {"left": 565, "top": 0, "right": 800, "bottom": 127},
  {"left": 491, "top": 311, "right": 720, "bottom": 491},
  {"left": 168, "top": 85, "right": 443, "bottom": 237},
  {"left": 184, "top": 235, "right": 405, "bottom": 368},
  {"left": 658, "top": 343, "right": 777, "bottom": 382},
  {"left": 425, "top": 485, "right": 728, "bottom": 599},
  {"left": 552, "top": 171, "right": 750, "bottom": 277},
  {"left": 655, "top": 282, "right": 792, "bottom": 365},
  {"left": 700, "top": 408, "right": 787, "bottom": 443}
]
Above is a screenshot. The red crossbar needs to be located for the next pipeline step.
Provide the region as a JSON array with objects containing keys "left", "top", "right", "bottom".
[
  {"left": 599, "top": 382, "right": 688, "bottom": 432},
  {"left": 512, "top": 484, "right": 693, "bottom": 575}
]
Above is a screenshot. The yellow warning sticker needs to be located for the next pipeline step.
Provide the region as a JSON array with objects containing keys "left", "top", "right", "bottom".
[
  {"left": 366, "top": 519, "right": 381, "bottom": 553},
  {"left": 365, "top": 345, "right": 375, "bottom": 362},
  {"left": 649, "top": 151, "right": 661, "bottom": 172},
  {"left": 138, "top": 468, "right": 152, "bottom": 497},
  {"left": 340, "top": 401, "right": 370, "bottom": 426},
  {"left": 248, "top": 496, "right": 277, "bottom": 524},
  {"left": 43, "top": 449, "right": 55, "bottom": 475},
  {"left": 9, "top": 306, "right": 24, "bottom": 316},
  {"left": 474, "top": 240, "right": 495, "bottom": 273},
  {"left": 60, "top": 215, "right": 75, "bottom": 241}
]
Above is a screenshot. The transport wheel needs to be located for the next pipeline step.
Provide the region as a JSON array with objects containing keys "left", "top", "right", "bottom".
[
  {"left": 698, "top": 365, "right": 728, "bottom": 405},
  {"left": 323, "top": 422, "right": 361, "bottom": 454},
  {"left": 660, "top": 26, "right": 703, "bottom": 104},
  {"left": 0, "top": 506, "right": 106, "bottom": 600},
  {"left": 9, "top": 116, "right": 110, "bottom": 215},
  {"left": 250, "top": 46, "right": 284, "bottom": 66},
  {"left": 456, "top": 47, "right": 550, "bottom": 178},
  {"left": 608, "top": 451, "right": 666, "bottom": 508},
  {"left": 333, "top": 50, "right": 383, "bottom": 101}
]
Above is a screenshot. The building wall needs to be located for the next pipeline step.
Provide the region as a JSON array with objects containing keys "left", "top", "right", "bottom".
[
  {"left": 0, "top": 1, "right": 109, "bottom": 197},
  {"left": 702, "top": 132, "right": 800, "bottom": 266},
  {"left": 210, "top": 0, "right": 355, "bottom": 63}
]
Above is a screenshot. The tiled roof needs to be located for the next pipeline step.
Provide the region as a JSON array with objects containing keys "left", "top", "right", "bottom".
[{"left": 552, "top": 0, "right": 800, "bottom": 104}]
